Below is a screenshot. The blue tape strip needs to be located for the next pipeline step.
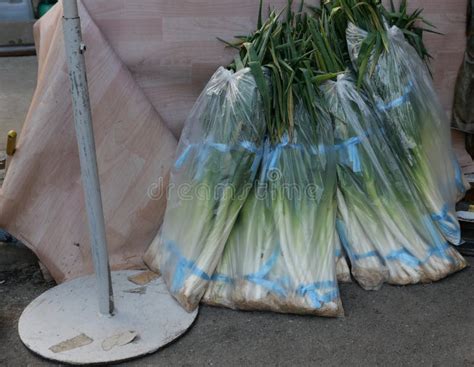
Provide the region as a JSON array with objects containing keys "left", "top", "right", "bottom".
[
  {"left": 174, "top": 140, "right": 262, "bottom": 170},
  {"left": 211, "top": 273, "right": 234, "bottom": 283},
  {"left": 244, "top": 248, "right": 287, "bottom": 297},
  {"left": 386, "top": 249, "right": 421, "bottom": 268},
  {"left": 267, "top": 134, "right": 306, "bottom": 171},
  {"left": 431, "top": 204, "right": 461, "bottom": 242},
  {"left": 165, "top": 240, "right": 219, "bottom": 293},
  {"left": 296, "top": 281, "right": 339, "bottom": 308},
  {"left": 386, "top": 217, "right": 457, "bottom": 266},
  {"left": 336, "top": 136, "right": 362, "bottom": 173},
  {"left": 333, "top": 128, "right": 384, "bottom": 174},
  {"left": 208, "top": 246, "right": 339, "bottom": 307},
  {"left": 174, "top": 145, "right": 193, "bottom": 170},
  {"left": 336, "top": 219, "right": 380, "bottom": 262},
  {"left": 265, "top": 134, "right": 332, "bottom": 174},
  {"left": 245, "top": 276, "right": 287, "bottom": 297},
  {"left": 377, "top": 80, "right": 414, "bottom": 112},
  {"left": 431, "top": 204, "right": 450, "bottom": 223},
  {"left": 336, "top": 217, "right": 455, "bottom": 268},
  {"left": 421, "top": 216, "right": 458, "bottom": 263}
]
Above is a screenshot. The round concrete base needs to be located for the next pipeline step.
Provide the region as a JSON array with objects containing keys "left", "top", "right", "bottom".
[{"left": 18, "top": 270, "right": 198, "bottom": 365}]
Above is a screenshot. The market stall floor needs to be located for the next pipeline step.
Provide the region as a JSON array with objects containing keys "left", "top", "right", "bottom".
[{"left": 1, "top": 258, "right": 472, "bottom": 366}]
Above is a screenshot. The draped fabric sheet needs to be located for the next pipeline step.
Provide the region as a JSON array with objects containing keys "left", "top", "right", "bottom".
[
  {"left": 0, "top": 2, "right": 179, "bottom": 282},
  {"left": 0, "top": 0, "right": 467, "bottom": 282}
]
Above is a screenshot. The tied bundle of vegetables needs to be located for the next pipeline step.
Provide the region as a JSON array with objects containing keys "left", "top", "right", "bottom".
[
  {"left": 269, "top": 102, "right": 340, "bottom": 315},
  {"left": 203, "top": 162, "right": 282, "bottom": 311},
  {"left": 324, "top": 0, "right": 465, "bottom": 244},
  {"left": 145, "top": 66, "right": 266, "bottom": 311},
  {"left": 347, "top": 23, "right": 465, "bottom": 244},
  {"left": 204, "top": 3, "right": 343, "bottom": 316},
  {"left": 324, "top": 73, "right": 467, "bottom": 289},
  {"left": 312, "top": 4, "right": 467, "bottom": 288},
  {"left": 205, "top": 104, "right": 342, "bottom": 316}
]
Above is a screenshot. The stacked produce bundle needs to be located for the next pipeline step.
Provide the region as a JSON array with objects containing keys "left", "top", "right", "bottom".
[
  {"left": 145, "top": 66, "right": 267, "bottom": 311},
  {"left": 204, "top": 6, "right": 343, "bottom": 316},
  {"left": 146, "top": 0, "right": 467, "bottom": 316},
  {"left": 309, "top": 11, "right": 467, "bottom": 289},
  {"left": 323, "top": 0, "right": 465, "bottom": 245},
  {"left": 327, "top": 75, "right": 467, "bottom": 288}
]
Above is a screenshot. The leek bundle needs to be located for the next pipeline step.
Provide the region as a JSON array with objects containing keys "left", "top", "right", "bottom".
[
  {"left": 146, "top": 66, "right": 266, "bottom": 311},
  {"left": 204, "top": 4, "right": 343, "bottom": 316},
  {"left": 310, "top": 9, "right": 467, "bottom": 288},
  {"left": 205, "top": 103, "right": 341, "bottom": 316},
  {"left": 346, "top": 23, "right": 465, "bottom": 245},
  {"left": 319, "top": 0, "right": 466, "bottom": 244},
  {"left": 324, "top": 73, "right": 467, "bottom": 289},
  {"left": 204, "top": 164, "right": 281, "bottom": 311}
]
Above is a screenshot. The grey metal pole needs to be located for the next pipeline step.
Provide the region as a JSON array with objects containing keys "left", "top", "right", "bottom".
[{"left": 62, "top": 0, "right": 114, "bottom": 315}]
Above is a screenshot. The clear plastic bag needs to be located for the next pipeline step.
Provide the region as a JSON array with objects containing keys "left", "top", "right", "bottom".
[
  {"left": 145, "top": 67, "right": 267, "bottom": 311},
  {"left": 203, "top": 102, "right": 343, "bottom": 317},
  {"left": 322, "top": 73, "right": 467, "bottom": 290},
  {"left": 346, "top": 23, "right": 467, "bottom": 245}
]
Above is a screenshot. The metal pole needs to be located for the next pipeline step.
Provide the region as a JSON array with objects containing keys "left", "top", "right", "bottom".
[{"left": 62, "top": 0, "right": 114, "bottom": 315}]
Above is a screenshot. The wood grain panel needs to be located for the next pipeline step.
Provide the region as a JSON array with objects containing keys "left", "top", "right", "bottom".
[{"left": 84, "top": 0, "right": 467, "bottom": 134}]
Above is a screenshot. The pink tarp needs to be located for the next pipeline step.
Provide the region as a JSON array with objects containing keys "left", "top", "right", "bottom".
[{"left": 0, "top": 0, "right": 467, "bottom": 282}]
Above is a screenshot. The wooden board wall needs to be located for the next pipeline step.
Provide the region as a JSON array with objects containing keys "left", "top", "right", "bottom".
[{"left": 83, "top": 0, "right": 468, "bottom": 138}]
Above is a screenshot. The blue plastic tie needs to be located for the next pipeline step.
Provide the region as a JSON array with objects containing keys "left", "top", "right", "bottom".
[
  {"left": 431, "top": 204, "right": 460, "bottom": 241},
  {"left": 421, "top": 216, "right": 457, "bottom": 263},
  {"left": 386, "top": 249, "right": 421, "bottom": 268},
  {"left": 174, "top": 140, "right": 262, "bottom": 170},
  {"left": 210, "top": 273, "right": 233, "bottom": 284},
  {"left": 244, "top": 248, "right": 287, "bottom": 297},
  {"left": 431, "top": 204, "right": 450, "bottom": 223},
  {"left": 336, "top": 219, "right": 380, "bottom": 262},
  {"left": 336, "top": 136, "right": 362, "bottom": 173},
  {"left": 165, "top": 240, "right": 214, "bottom": 292},
  {"left": 174, "top": 145, "right": 193, "bottom": 170},
  {"left": 333, "top": 129, "right": 382, "bottom": 173},
  {"left": 297, "top": 281, "right": 339, "bottom": 308},
  {"left": 377, "top": 80, "right": 414, "bottom": 111}
]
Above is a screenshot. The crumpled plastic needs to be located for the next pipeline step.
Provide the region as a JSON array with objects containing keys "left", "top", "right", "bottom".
[
  {"left": 203, "top": 102, "right": 343, "bottom": 317},
  {"left": 323, "top": 72, "right": 467, "bottom": 290},
  {"left": 347, "top": 23, "right": 468, "bottom": 246},
  {"left": 145, "top": 67, "right": 267, "bottom": 311}
]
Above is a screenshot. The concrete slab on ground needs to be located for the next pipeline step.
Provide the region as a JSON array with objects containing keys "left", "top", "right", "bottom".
[{"left": 1, "top": 260, "right": 473, "bottom": 366}]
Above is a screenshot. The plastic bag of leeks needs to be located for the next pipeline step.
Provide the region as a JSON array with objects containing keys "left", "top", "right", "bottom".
[
  {"left": 322, "top": 72, "right": 467, "bottom": 291},
  {"left": 346, "top": 23, "right": 467, "bottom": 246},
  {"left": 144, "top": 67, "right": 266, "bottom": 311},
  {"left": 203, "top": 101, "right": 343, "bottom": 317}
]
